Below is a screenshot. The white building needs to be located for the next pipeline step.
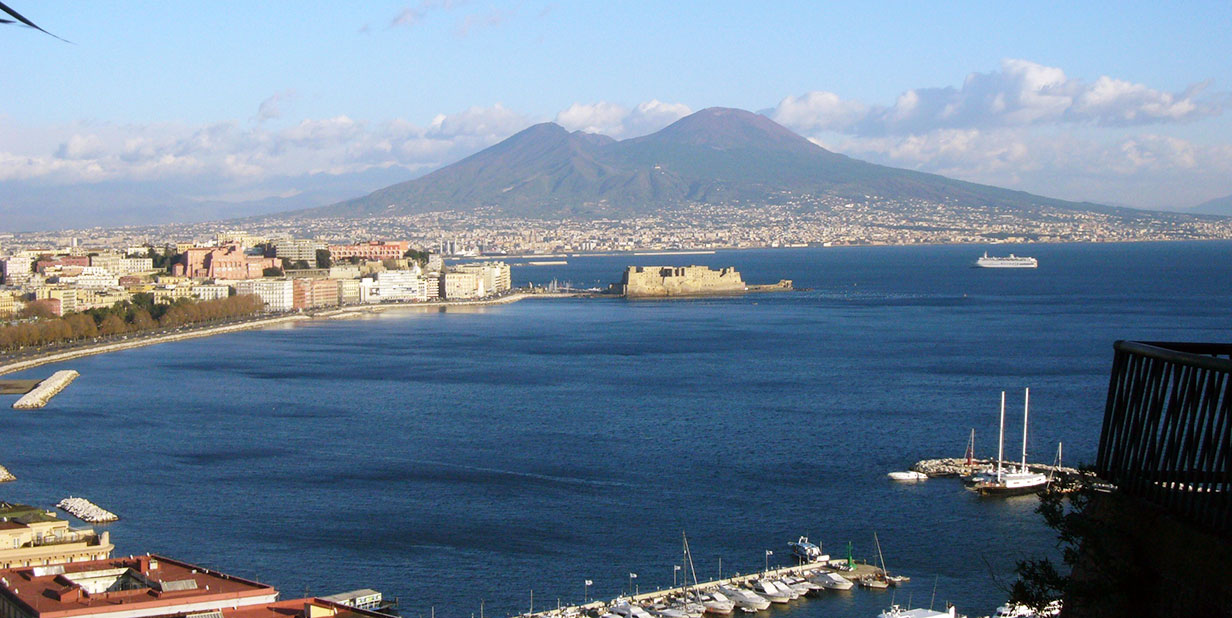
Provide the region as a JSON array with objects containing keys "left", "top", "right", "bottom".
[
  {"left": 359, "top": 270, "right": 428, "bottom": 303},
  {"left": 235, "top": 278, "right": 294, "bottom": 312},
  {"left": 192, "top": 284, "right": 231, "bottom": 301},
  {"left": 451, "top": 261, "right": 511, "bottom": 295},
  {"left": 273, "top": 238, "right": 327, "bottom": 263},
  {"left": 442, "top": 271, "right": 486, "bottom": 299}
]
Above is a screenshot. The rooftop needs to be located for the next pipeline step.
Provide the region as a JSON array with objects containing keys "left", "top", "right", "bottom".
[{"left": 0, "top": 555, "right": 277, "bottom": 618}]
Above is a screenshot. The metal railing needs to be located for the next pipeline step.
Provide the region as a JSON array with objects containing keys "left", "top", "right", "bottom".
[{"left": 1095, "top": 341, "right": 1232, "bottom": 537}]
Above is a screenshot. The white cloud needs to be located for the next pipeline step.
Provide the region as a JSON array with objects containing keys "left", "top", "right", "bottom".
[
  {"left": 833, "top": 127, "right": 1232, "bottom": 208},
  {"left": 773, "top": 59, "right": 1226, "bottom": 136},
  {"left": 255, "top": 90, "right": 297, "bottom": 123},
  {"left": 555, "top": 99, "right": 691, "bottom": 138}
]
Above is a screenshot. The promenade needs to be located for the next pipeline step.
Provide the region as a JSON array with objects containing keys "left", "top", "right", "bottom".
[{"left": 0, "top": 291, "right": 577, "bottom": 377}]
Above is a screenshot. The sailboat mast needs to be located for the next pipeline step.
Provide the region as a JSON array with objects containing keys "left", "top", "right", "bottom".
[
  {"left": 1022, "top": 388, "right": 1030, "bottom": 472},
  {"left": 996, "top": 391, "right": 1006, "bottom": 480}
]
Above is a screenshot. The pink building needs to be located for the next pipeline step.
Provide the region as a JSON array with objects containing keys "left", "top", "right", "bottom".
[
  {"left": 327, "top": 241, "right": 409, "bottom": 262},
  {"left": 174, "top": 245, "right": 279, "bottom": 280}
]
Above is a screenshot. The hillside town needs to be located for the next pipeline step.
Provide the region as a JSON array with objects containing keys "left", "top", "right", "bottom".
[
  {"left": 0, "top": 235, "right": 511, "bottom": 327},
  {"left": 3, "top": 193, "right": 1230, "bottom": 262}
]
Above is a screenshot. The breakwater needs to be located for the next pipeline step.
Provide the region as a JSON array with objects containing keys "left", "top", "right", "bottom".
[
  {"left": 912, "top": 457, "right": 1081, "bottom": 482},
  {"left": 0, "top": 465, "right": 14, "bottom": 483},
  {"left": 57, "top": 496, "right": 118, "bottom": 523},
  {"left": 12, "top": 370, "right": 79, "bottom": 409}
]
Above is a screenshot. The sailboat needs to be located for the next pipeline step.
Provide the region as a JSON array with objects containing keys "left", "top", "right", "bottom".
[
  {"left": 973, "top": 389, "right": 1049, "bottom": 496},
  {"left": 859, "top": 533, "right": 890, "bottom": 589}
]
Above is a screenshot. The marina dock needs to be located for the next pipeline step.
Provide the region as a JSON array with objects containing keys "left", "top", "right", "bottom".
[
  {"left": 12, "top": 370, "right": 79, "bottom": 409},
  {"left": 521, "top": 559, "right": 886, "bottom": 618}
]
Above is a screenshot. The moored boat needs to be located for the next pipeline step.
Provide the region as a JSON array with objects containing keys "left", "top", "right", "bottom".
[
  {"left": 807, "top": 571, "right": 854, "bottom": 591},
  {"left": 887, "top": 471, "right": 928, "bottom": 482},
  {"left": 973, "top": 389, "right": 1049, "bottom": 496}
]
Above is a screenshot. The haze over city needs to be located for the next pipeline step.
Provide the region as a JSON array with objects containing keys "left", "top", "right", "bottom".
[{"left": 3, "top": 2, "right": 1232, "bottom": 232}]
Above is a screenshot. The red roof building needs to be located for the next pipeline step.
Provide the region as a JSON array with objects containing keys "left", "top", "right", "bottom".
[{"left": 0, "top": 555, "right": 278, "bottom": 618}]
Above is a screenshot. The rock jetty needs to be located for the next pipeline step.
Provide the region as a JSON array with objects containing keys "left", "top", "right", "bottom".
[
  {"left": 12, "top": 370, "right": 79, "bottom": 409},
  {"left": 912, "top": 457, "right": 1081, "bottom": 479},
  {"left": 56, "top": 496, "right": 118, "bottom": 523},
  {"left": 0, "top": 465, "right": 14, "bottom": 483}
]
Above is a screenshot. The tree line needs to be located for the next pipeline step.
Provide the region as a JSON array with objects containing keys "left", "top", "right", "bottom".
[{"left": 0, "top": 294, "right": 264, "bottom": 353}]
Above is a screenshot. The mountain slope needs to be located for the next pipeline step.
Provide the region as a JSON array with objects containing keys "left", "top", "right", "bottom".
[
  {"left": 1192, "top": 193, "right": 1232, "bottom": 216},
  {"left": 297, "top": 107, "right": 1120, "bottom": 220}
]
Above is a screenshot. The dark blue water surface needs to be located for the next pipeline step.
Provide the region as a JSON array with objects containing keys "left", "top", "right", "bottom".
[{"left": 4, "top": 241, "right": 1231, "bottom": 618}]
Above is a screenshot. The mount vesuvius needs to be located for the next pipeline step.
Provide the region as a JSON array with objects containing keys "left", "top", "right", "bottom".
[{"left": 293, "top": 107, "right": 1116, "bottom": 220}]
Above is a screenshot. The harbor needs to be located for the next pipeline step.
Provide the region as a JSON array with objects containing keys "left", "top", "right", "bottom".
[{"left": 517, "top": 539, "right": 902, "bottom": 618}]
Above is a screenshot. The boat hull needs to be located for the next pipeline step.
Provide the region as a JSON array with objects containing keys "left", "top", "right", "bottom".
[{"left": 974, "top": 482, "right": 1047, "bottom": 496}]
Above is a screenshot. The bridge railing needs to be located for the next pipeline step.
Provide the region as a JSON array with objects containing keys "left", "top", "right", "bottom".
[{"left": 1096, "top": 341, "right": 1232, "bottom": 537}]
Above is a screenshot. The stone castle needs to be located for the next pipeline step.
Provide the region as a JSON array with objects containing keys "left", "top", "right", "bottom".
[{"left": 615, "top": 265, "right": 748, "bottom": 297}]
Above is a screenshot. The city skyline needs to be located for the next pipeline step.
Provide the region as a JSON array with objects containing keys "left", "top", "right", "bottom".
[{"left": 2, "top": 2, "right": 1232, "bottom": 231}]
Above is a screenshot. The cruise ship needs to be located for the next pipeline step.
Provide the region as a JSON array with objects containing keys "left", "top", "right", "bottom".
[{"left": 974, "top": 252, "right": 1038, "bottom": 268}]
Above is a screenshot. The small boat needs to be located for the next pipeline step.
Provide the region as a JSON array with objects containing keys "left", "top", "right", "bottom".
[
  {"left": 717, "top": 586, "right": 770, "bottom": 612},
  {"left": 610, "top": 602, "right": 655, "bottom": 618},
  {"left": 877, "top": 604, "right": 957, "bottom": 618},
  {"left": 992, "top": 599, "right": 1061, "bottom": 618},
  {"left": 859, "top": 575, "right": 889, "bottom": 590},
  {"left": 781, "top": 576, "right": 817, "bottom": 597},
  {"left": 750, "top": 580, "right": 790, "bottom": 604},
  {"left": 770, "top": 579, "right": 800, "bottom": 600},
  {"left": 787, "top": 536, "right": 823, "bottom": 561},
  {"left": 886, "top": 574, "right": 910, "bottom": 586},
  {"left": 700, "top": 592, "right": 734, "bottom": 615},
  {"left": 807, "top": 571, "right": 854, "bottom": 590},
  {"left": 887, "top": 471, "right": 928, "bottom": 482}
]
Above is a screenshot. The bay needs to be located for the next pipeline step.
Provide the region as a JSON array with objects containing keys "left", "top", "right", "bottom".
[{"left": 3, "top": 240, "right": 1230, "bottom": 618}]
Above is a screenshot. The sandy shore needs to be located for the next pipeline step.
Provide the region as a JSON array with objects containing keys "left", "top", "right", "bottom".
[{"left": 0, "top": 292, "right": 578, "bottom": 377}]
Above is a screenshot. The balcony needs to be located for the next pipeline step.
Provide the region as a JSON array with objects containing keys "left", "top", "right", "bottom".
[{"left": 1095, "top": 341, "right": 1232, "bottom": 538}]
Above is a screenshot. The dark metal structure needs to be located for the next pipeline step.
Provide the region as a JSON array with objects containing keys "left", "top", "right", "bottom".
[{"left": 1096, "top": 341, "right": 1232, "bottom": 538}]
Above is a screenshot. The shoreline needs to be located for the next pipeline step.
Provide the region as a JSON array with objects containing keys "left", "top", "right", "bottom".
[{"left": 0, "top": 292, "right": 577, "bottom": 377}]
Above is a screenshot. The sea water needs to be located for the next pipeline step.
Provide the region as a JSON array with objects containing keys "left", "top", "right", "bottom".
[{"left": 3, "top": 241, "right": 1230, "bottom": 618}]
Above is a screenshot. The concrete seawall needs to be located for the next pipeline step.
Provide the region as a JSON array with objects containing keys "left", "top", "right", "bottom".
[{"left": 13, "top": 370, "right": 79, "bottom": 409}]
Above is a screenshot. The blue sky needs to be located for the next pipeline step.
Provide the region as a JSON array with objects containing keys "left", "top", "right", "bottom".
[{"left": 2, "top": 1, "right": 1231, "bottom": 223}]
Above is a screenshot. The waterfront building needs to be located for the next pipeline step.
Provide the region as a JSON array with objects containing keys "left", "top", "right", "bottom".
[
  {"left": 292, "top": 278, "right": 340, "bottom": 310},
  {"left": 0, "top": 554, "right": 278, "bottom": 618},
  {"left": 358, "top": 270, "right": 427, "bottom": 303},
  {"left": 151, "top": 285, "right": 194, "bottom": 305},
  {"left": 76, "top": 289, "right": 131, "bottom": 312},
  {"left": 326, "top": 241, "right": 409, "bottom": 262},
  {"left": 272, "top": 238, "right": 327, "bottom": 264},
  {"left": 0, "top": 504, "right": 114, "bottom": 569},
  {"left": 190, "top": 284, "right": 231, "bottom": 302},
  {"left": 451, "top": 262, "right": 511, "bottom": 295},
  {"left": 424, "top": 272, "right": 440, "bottom": 300},
  {"left": 234, "top": 279, "right": 294, "bottom": 312},
  {"left": 337, "top": 279, "right": 361, "bottom": 305},
  {"left": 441, "top": 271, "right": 485, "bottom": 299}
]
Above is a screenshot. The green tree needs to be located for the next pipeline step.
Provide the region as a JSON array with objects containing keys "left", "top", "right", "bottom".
[{"left": 315, "top": 248, "right": 332, "bottom": 269}]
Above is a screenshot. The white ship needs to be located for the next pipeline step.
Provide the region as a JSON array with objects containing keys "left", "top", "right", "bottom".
[{"left": 975, "top": 252, "right": 1038, "bottom": 268}]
